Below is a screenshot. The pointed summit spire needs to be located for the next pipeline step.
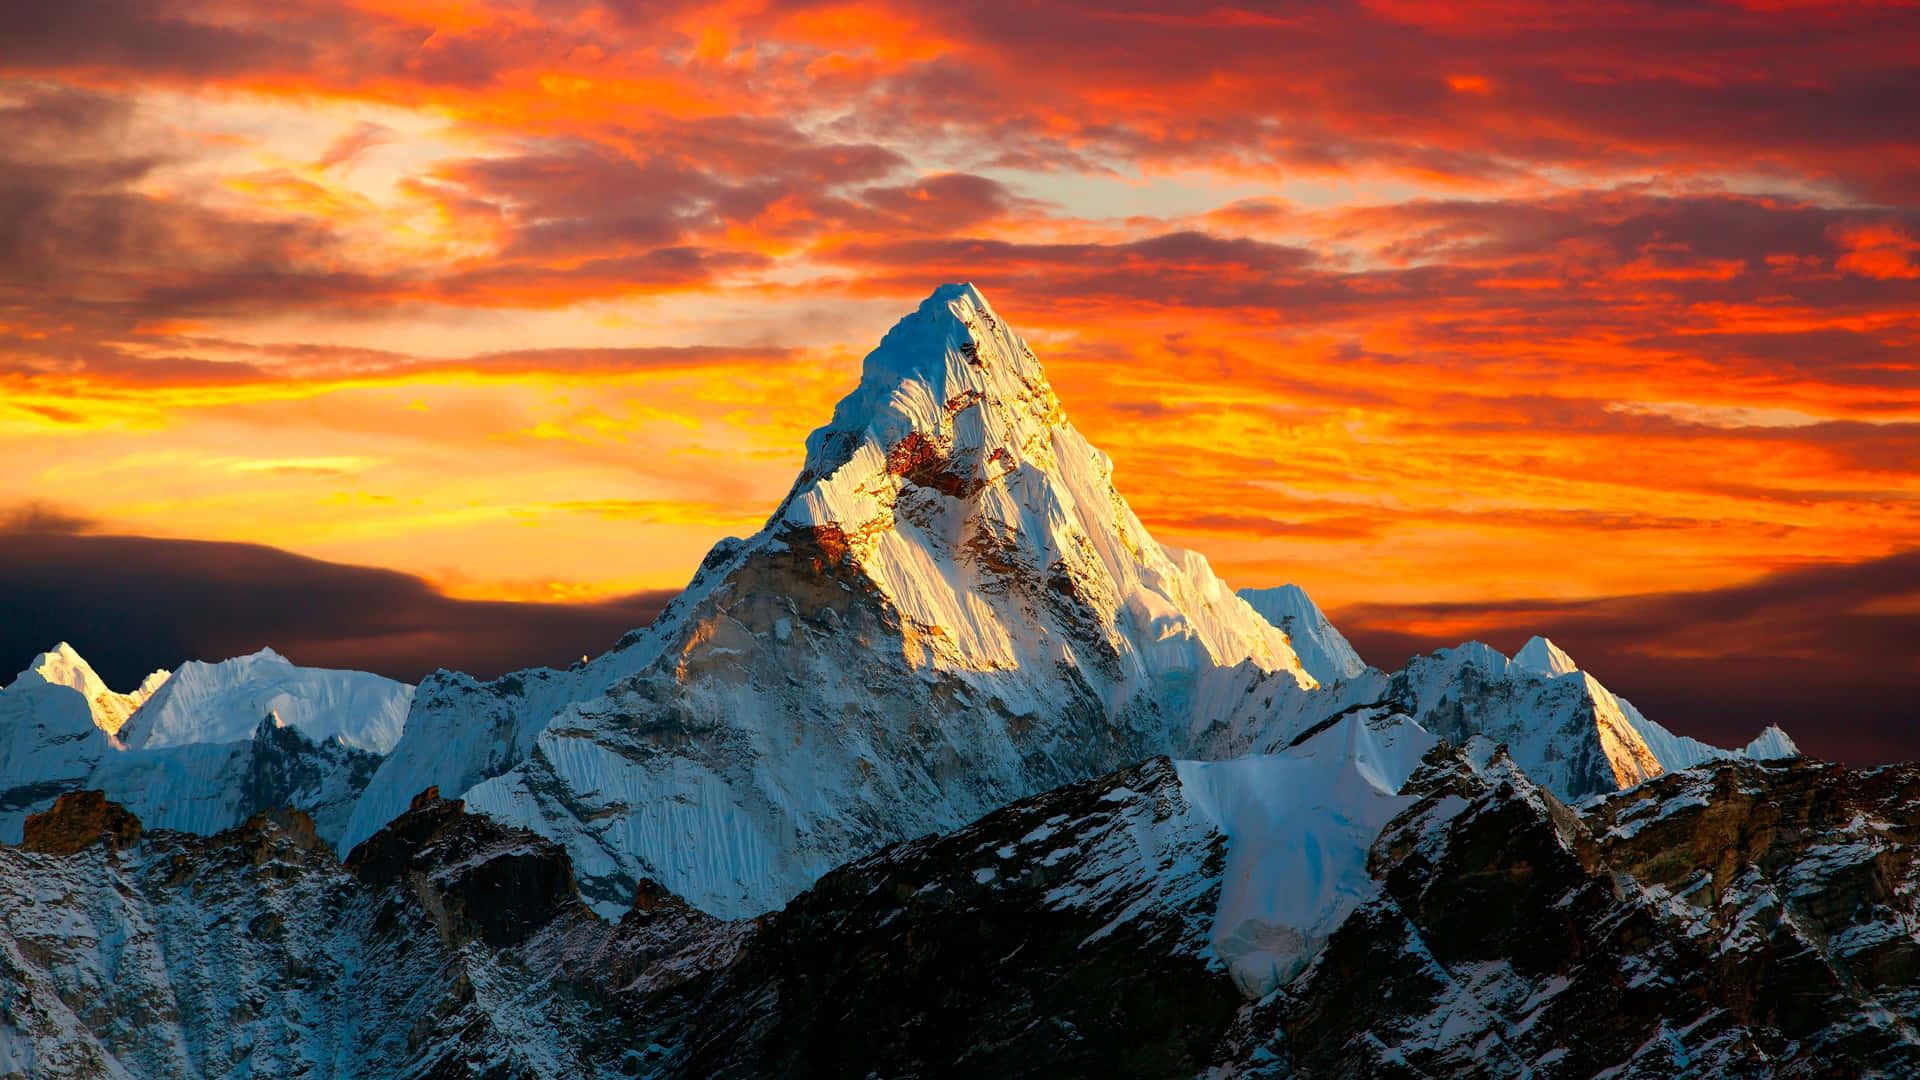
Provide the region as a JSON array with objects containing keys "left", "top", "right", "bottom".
[
  {"left": 781, "top": 282, "right": 1059, "bottom": 524},
  {"left": 749, "top": 283, "right": 1308, "bottom": 683},
  {"left": 1513, "top": 636, "right": 1579, "bottom": 677},
  {"left": 6, "top": 642, "right": 169, "bottom": 736},
  {"left": 10, "top": 642, "right": 110, "bottom": 701}
]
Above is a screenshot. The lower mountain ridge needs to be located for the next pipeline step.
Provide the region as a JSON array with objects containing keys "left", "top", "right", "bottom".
[{"left": 3, "top": 723, "right": 1913, "bottom": 1079}]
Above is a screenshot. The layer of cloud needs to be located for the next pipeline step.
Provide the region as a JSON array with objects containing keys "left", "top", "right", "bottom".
[{"left": 0, "top": 531, "right": 674, "bottom": 685}]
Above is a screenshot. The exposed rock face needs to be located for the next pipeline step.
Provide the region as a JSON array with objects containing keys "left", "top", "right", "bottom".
[
  {"left": 20, "top": 790, "right": 141, "bottom": 855},
  {"left": 5, "top": 751, "right": 1917, "bottom": 1079},
  {"left": 669, "top": 756, "right": 1243, "bottom": 1078},
  {"left": 0, "top": 796, "right": 613, "bottom": 1079},
  {"left": 345, "top": 786, "right": 590, "bottom": 949},
  {"left": 1215, "top": 749, "right": 1920, "bottom": 1078}
]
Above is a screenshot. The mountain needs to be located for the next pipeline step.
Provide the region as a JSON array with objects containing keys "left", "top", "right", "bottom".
[
  {"left": 1381, "top": 636, "right": 1797, "bottom": 801},
  {"left": 0, "top": 644, "right": 403, "bottom": 845},
  {"left": 439, "top": 283, "right": 1336, "bottom": 917},
  {"left": 4, "top": 742, "right": 1913, "bottom": 1078},
  {"left": 0, "top": 288, "right": 1798, "bottom": 909},
  {"left": 348, "top": 285, "right": 1798, "bottom": 920},
  {"left": 0, "top": 285, "right": 1879, "bottom": 1078},
  {"left": 4, "top": 642, "right": 168, "bottom": 736},
  {"left": 1238, "top": 584, "right": 1367, "bottom": 684},
  {"left": 118, "top": 646, "right": 411, "bottom": 754},
  {"left": 0, "top": 676, "right": 102, "bottom": 837}
]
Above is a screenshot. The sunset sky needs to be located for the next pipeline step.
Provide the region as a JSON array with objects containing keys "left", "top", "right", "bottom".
[{"left": 3, "top": 0, "right": 1917, "bottom": 760}]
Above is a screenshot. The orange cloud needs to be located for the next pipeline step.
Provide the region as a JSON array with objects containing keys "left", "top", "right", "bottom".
[{"left": 0, "top": 0, "right": 1916, "bottom": 699}]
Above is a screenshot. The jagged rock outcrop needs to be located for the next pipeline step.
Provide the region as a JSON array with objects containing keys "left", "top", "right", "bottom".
[
  {"left": 20, "top": 790, "right": 142, "bottom": 855},
  {"left": 1213, "top": 748, "right": 1920, "bottom": 1078}
]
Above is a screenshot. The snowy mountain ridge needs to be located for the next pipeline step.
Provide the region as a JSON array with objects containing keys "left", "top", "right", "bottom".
[
  {"left": 118, "top": 646, "right": 411, "bottom": 755},
  {"left": 5, "top": 643, "right": 168, "bottom": 737},
  {"left": 0, "top": 645, "right": 407, "bottom": 846}
]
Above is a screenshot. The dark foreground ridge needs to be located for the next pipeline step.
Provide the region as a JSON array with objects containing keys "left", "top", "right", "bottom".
[{"left": 4, "top": 746, "right": 1919, "bottom": 1078}]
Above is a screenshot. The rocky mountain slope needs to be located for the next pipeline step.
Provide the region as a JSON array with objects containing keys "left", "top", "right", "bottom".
[{"left": 3, "top": 738, "right": 1911, "bottom": 1079}]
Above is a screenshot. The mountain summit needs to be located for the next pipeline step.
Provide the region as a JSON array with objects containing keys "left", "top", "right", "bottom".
[
  {"left": 428, "top": 284, "right": 1327, "bottom": 916},
  {"left": 6, "top": 642, "right": 168, "bottom": 736},
  {"left": 768, "top": 282, "right": 1308, "bottom": 686}
]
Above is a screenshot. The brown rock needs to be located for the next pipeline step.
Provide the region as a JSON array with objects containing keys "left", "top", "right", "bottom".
[{"left": 21, "top": 790, "right": 143, "bottom": 855}]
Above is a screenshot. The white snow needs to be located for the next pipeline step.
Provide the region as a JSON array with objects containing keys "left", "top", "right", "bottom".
[
  {"left": 1238, "top": 584, "right": 1369, "bottom": 684},
  {"left": 1744, "top": 725, "right": 1800, "bottom": 760},
  {"left": 119, "top": 647, "right": 412, "bottom": 755},
  {"left": 0, "top": 643, "right": 405, "bottom": 845},
  {"left": 1512, "top": 636, "right": 1579, "bottom": 678},
  {"left": 1176, "top": 709, "right": 1438, "bottom": 996},
  {"left": 5, "top": 642, "right": 168, "bottom": 736}
]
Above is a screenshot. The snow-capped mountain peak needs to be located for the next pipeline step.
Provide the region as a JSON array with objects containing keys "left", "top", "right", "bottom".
[
  {"left": 758, "top": 282, "right": 1307, "bottom": 684},
  {"left": 450, "top": 284, "right": 1328, "bottom": 918},
  {"left": 118, "top": 647, "right": 412, "bottom": 755},
  {"left": 1238, "top": 584, "right": 1368, "bottom": 684},
  {"left": 1513, "top": 635, "right": 1580, "bottom": 677},
  {"left": 6, "top": 642, "right": 169, "bottom": 736},
  {"left": 1745, "top": 723, "right": 1800, "bottom": 759}
]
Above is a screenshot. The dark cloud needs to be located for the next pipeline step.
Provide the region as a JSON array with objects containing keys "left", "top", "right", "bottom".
[
  {"left": 0, "top": 531, "right": 675, "bottom": 688},
  {"left": 1329, "top": 550, "right": 1920, "bottom": 767},
  {"left": 0, "top": 500, "right": 99, "bottom": 535},
  {"left": 0, "top": 0, "right": 309, "bottom": 79}
]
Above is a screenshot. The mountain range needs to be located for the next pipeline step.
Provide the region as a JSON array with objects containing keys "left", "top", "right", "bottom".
[{"left": 2, "top": 284, "right": 1897, "bottom": 1080}]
